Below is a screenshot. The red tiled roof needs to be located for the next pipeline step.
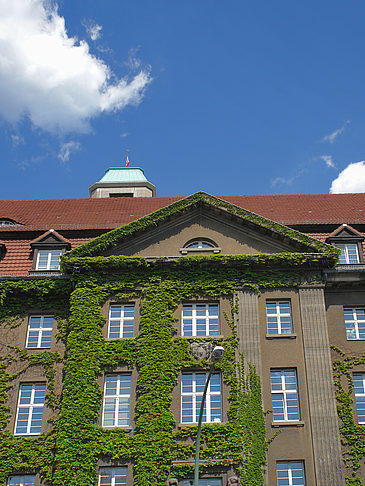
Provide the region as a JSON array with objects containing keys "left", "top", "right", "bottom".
[
  {"left": 1, "top": 193, "right": 365, "bottom": 231},
  {"left": 1, "top": 193, "right": 365, "bottom": 276}
]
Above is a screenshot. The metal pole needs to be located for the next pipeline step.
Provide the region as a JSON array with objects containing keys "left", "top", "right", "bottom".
[{"left": 194, "top": 365, "right": 214, "bottom": 486}]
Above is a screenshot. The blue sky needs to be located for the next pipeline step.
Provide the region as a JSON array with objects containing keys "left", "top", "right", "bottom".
[{"left": 1, "top": 0, "right": 365, "bottom": 199}]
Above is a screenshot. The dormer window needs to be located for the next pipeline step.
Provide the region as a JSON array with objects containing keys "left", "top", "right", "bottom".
[
  {"left": 0, "top": 219, "right": 20, "bottom": 226},
  {"left": 326, "top": 224, "right": 364, "bottom": 265},
  {"left": 180, "top": 239, "right": 221, "bottom": 255},
  {"left": 334, "top": 243, "right": 359, "bottom": 264},
  {"left": 36, "top": 250, "right": 63, "bottom": 271},
  {"left": 29, "top": 229, "right": 70, "bottom": 274}
]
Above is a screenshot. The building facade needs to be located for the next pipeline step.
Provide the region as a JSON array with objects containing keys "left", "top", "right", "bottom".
[{"left": 1, "top": 168, "right": 365, "bottom": 486}]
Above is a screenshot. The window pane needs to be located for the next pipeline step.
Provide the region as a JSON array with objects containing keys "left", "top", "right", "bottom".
[
  {"left": 27, "top": 316, "right": 54, "bottom": 348},
  {"left": 8, "top": 476, "right": 36, "bottom": 486},
  {"left": 15, "top": 384, "right": 46, "bottom": 435},
  {"left": 335, "top": 244, "right": 359, "bottom": 264},
  {"left": 344, "top": 308, "right": 365, "bottom": 340},
  {"left": 266, "top": 301, "right": 292, "bottom": 335},
  {"left": 36, "top": 250, "right": 61, "bottom": 270},
  {"left": 181, "top": 372, "right": 222, "bottom": 423},
  {"left": 271, "top": 370, "right": 299, "bottom": 421},
  {"left": 277, "top": 461, "right": 305, "bottom": 486},
  {"left": 102, "top": 375, "right": 131, "bottom": 427},
  {"left": 354, "top": 374, "right": 365, "bottom": 424},
  {"left": 182, "top": 303, "right": 220, "bottom": 337},
  {"left": 99, "top": 467, "right": 127, "bottom": 486},
  {"left": 108, "top": 305, "right": 135, "bottom": 339}
]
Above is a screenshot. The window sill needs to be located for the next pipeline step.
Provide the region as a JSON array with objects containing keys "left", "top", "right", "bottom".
[
  {"left": 182, "top": 335, "right": 224, "bottom": 340},
  {"left": 271, "top": 421, "right": 304, "bottom": 428},
  {"left": 101, "top": 426, "right": 132, "bottom": 432},
  {"left": 347, "top": 338, "right": 365, "bottom": 341},
  {"left": 179, "top": 248, "right": 221, "bottom": 255},
  {"left": 28, "top": 270, "right": 62, "bottom": 276},
  {"left": 266, "top": 333, "right": 297, "bottom": 340},
  {"left": 177, "top": 422, "right": 224, "bottom": 429}
]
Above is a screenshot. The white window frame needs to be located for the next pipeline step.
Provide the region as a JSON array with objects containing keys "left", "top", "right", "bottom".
[
  {"left": 353, "top": 373, "right": 365, "bottom": 424},
  {"left": 102, "top": 374, "right": 132, "bottom": 428},
  {"left": 108, "top": 305, "right": 135, "bottom": 339},
  {"left": 98, "top": 466, "right": 128, "bottom": 486},
  {"left": 344, "top": 308, "right": 365, "bottom": 340},
  {"left": 181, "top": 372, "right": 222, "bottom": 424},
  {"left": 266, "top": 301, "right": 293, "bottom": 335},
  {"left": 26, "top": 315, "right": 54, "bottom": 348},
  {"left": 276, "top": 461, "right": 306, "bottom": 486},
  {"left": 14, "top": 383, "right": 46, "bottom": 435},
  {"left": 36, "top": 249, "right": 62, "bottom": 271},
  {"left": 270, "top": 370, "right": 300, "bottom": 422},
  {"left": 182, "top": 303, "right": 220, "bottom": 337},
  {"left": 7, "top": 476, "right": 36, "bottom": 486},
  {"left": 334, "top": 243, "right": 360, "bottom": 264}
]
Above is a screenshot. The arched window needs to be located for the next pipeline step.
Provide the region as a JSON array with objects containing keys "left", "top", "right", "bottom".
[
  {"left": 185, "top": 240, "right": 215, "bottom": 249},
  {"left": 180, "top": 239, "right": 220, "bottom": 255}
]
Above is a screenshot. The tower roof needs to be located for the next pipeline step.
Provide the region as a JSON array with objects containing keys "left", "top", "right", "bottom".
[{"left": 99, "top": 167, "right": 148, "bottom": 183}]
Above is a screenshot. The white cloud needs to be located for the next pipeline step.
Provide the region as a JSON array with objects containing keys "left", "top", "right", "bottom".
[
  {"left": 11, "top": 134, "right": 25, "bottom": 146},
  {"left": 320, "top": 155, "right": 335, "bottom": 168},
  {"left": 58, "top": 140, "right": 81, "bottom": 162},
  {"left": 321, "top": 120, "right": 350, "bottom": 143},
  {"left": 0, "top": 0, "right": 151, "bottom": 134},
  {"left": 330, "top": 161, "right": 365, "bottom": 193},
  {"left": 84, "top": 21, "right": 102, "bottom": 41},
  {"left": 271, "top": 176, "right": 295, "bottom": 187}
]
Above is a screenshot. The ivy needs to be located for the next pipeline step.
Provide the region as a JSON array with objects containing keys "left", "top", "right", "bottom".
[
  {"left": 0, "top": 253, "right": 327, "bottom": 485},
  {"left": 332, "top": 347, "right": 365, "bottom": 485}
]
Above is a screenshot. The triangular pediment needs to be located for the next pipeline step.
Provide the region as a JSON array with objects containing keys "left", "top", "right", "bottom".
[
  {"left": 69, "top": 192, "right": 334, "bottom": 259},
  {"left": 30, "top": 229, "right": 71, "bottom": 248},
  {"left": 326, "top": 224, "right": 364, "bottom": 241}
]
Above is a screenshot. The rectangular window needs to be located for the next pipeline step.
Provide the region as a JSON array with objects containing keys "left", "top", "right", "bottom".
[
  {"left": 98, "top": 467, "right": 128, "bottom": 486},
  {"left": 182, "top": 480, "right": 222, "bottom": 486},
  {"left": 26, "top": 316, "right": 54, "bottom": 348},
  {"left": 15, "top": 383, "right": 46, "bottom": 435},
  {"left": 353, "top": 373, "right": 365, "bottom": 424},
  {"left": 102, "top": 375, "right": 132, "bottom": 427},
  {"left": 182, "top": 304, "right": 220, "bottom": 336},
  {"left": 181, "top": 372, "right": 222, "bottom": 423},
  {"left": 7, "top": 476, "right": 36, "bottom": 486},
  {"left": 108, "top": 305, "right": 135, "bottom": 339},
  {"left": 344, "top": 308, "right": 365, "bottom": 340},
  {"left": 271, "top": 370, "right": 300, "bottom": 422},
  {"left": 266, "top": 301, "right": 293, "bottom": 335},
  {"left": 276, "top": 461, "right": 306, "bottom": 486},
  {"left": 335, "top": 243, "right": 360, "bottom": 264},
  {"left": 36, "top": 249, "right": 62, "bottom": 270}
]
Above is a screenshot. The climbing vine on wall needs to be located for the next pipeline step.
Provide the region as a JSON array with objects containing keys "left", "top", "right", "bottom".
[
  {"left": 332, "top": 346, "right": 365, "bottom": 486},
  {"left": 0, "top": 279, "right": 71, "bottom": 483},
  {"left": 0, "top": 255, "right": 327, "bottom": 486}
]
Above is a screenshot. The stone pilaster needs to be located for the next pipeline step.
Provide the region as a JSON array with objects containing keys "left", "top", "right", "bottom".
[
  {"left": 299, "top": 286, "right": 344, "bottom": 485},
  {"left": 237, "top": 290, "right": 262, "bottom": 376}
]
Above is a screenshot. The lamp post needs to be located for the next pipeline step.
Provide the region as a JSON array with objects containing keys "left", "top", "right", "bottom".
[{"left": 194, "top": 346, "right": 224, "bottom": 486}]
